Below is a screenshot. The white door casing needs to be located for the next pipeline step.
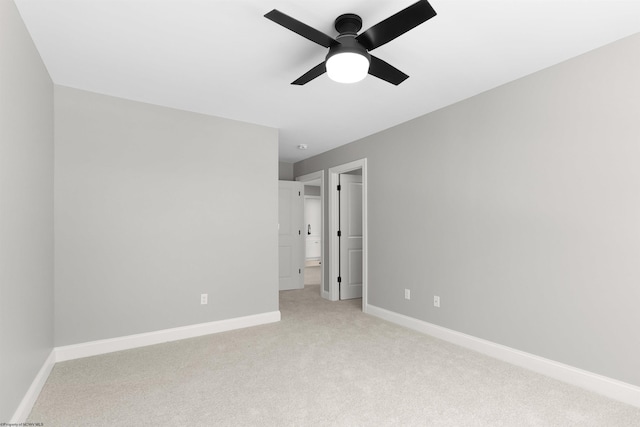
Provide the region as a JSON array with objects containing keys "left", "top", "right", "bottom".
[
  {"left": 328, "top": 158, "right": 368, "bottom": 311},
  {"left": 339, "top": 174, "right": 363, "bottom": 300},
  {"left": 278, "top": 181, "right": 304, "bottom": 291}
]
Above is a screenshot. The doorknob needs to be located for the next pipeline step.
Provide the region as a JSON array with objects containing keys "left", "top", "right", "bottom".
[{"left": 307, "top": 224, "right": 311, "bottom": 235}]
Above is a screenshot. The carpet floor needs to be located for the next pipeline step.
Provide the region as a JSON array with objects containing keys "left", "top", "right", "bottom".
[{"left": 28, "top": 285, "right": 640, "bottom": 426}]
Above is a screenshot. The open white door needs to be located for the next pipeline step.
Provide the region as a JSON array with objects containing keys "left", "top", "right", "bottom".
[
  {"left": 279, "top": 181, "right": 304, "bottom": 291},
  {"left": 339, "top": 174, "right": 363, "bottom": 300}
]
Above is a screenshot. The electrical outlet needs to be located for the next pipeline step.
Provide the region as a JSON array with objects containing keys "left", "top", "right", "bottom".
[
  {"left": 433, "top": 295, "right": 440, "bottom": 308},
  {"left": 201, "top": 293, "right": 208, "bottom": 305},
  {"left": 404, "top": 289, "right": 411, "bottom": 300}
]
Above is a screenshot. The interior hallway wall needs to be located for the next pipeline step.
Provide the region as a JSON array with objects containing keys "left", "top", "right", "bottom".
[
  {"left": 294, "top": 33, "right": 640, "bottom": 387},
  {"left": 0, "top": 0, "right": 54, "bottom": 420},
  {"left": 279, "top": 162, "right": 294, "bottom": 180},
  {"left": 55, "top": 87, "right": 279, "bottom": 346}
]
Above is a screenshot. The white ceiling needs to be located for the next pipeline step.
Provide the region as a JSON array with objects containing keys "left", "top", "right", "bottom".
[{"left": 15, "top": 0, "right": 640, "bottom": 163}]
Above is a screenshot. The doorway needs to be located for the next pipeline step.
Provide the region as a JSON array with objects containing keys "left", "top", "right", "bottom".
[
  {"left": 304, "top": 194, "right": 322, "bottom": 286},
  {"left": 329, "top": 159, "right": 368, "bottom": 313},
  {"left": 296, "top": 171, "right": 326, "bottom": 298}
]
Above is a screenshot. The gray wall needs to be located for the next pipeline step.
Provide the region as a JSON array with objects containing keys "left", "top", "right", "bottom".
[
  {"left": 279, "top": 162, "right": 294, "bottom": 180},
  {"left": 0, "top": 0, "right": 54, "bottom": 420},
  {"left": 55, "top": 87, "right": 279, "bottom": 346},
  {"left": 295, "top": 34, "right": 640, "bottom": 387},
  {"left": 304, "top": 185, "right": 321, "bottom": 197}
]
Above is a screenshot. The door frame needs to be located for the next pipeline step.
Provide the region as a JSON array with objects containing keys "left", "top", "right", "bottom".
[
  {"left": 295, "top": 170, "right": 326, "bottom": 299},
  {"left": 329, "top": 159, "right": 368, "bottom": 312}
]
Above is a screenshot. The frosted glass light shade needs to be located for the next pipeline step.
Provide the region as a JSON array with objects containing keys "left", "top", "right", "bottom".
[{"left": 326, "top": 52, "right": 370, "bottom": 84}]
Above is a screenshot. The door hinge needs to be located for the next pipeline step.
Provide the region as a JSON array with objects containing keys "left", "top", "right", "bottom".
[
  {"left": 337, "top": 230, "right": 341, "bottom": 237},
  {"left": 299, "top": 268, "right": 301, "bottom": 274},
  {"left": 337, "top": 276, "right": 342, "bottom": 283},
  {"left": 299, "top": 191, "right": 301, "bottom": 196},
  {"left": 337, "top": 184, "right": 341, "bottom": 191},
  {"left": 298, "top": 230, "right": 301, "bottom": 235}
]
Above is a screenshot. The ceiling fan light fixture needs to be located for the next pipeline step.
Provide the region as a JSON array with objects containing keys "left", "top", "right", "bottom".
[
  {"left": 325, "top": 37, "right": 371, "bottom": 84},
  {"left": 326, "top": 51, "right": 370, "bottom": 84}
]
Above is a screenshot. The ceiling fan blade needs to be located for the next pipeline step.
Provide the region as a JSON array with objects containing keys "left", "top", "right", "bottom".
[
  {"left": 292, "top": 62, "right": 327, "bottom": 85},
  {"left": 265, "top": 10, "right": 337, "bottom": 48},
  {"left": 356, "top": 0, "right": 437, "bottom": 51},
  {"left": 368, "top": 56, "right": 409, "bottom": 85}
]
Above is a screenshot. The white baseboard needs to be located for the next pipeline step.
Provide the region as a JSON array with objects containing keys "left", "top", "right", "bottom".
[
  {"left": 10, "top": 349, "right": 56, "bottom": 423},
  {"left": 11, "top": 311, "right": 281, "bottom": 422},
  {"left": 55, "top": 310, "right": 281, "bottom": 362},
  {"left": 367, "top": 304, "right": 640, "bottom": 408}
]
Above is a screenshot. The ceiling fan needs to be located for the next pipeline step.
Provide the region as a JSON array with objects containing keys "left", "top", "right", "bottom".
[{"left": 264, "top": 0, "right": 437, "bottom": 86}]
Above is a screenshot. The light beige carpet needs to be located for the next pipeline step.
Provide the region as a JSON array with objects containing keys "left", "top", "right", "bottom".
[
  {"left": 304, "top": 265, "right": 321, "bottom": 285},
  {"left": 28, "top": 285, "right": 640, "bottom": 426}
]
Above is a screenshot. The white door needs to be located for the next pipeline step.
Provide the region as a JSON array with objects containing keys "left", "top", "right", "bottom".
[
  {"left": 339, "top": 174, "right": 363, "bottom": 299},
  {"left": 279, "top": 181, "right": 304, "bottom": 291}
]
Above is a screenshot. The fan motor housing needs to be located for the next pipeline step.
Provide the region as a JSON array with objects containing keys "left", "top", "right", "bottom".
[
  {"left": 330, "top": 13, "right": 369, "bottom": 62},
  {"left": 326, "top": 35, "right": 370, "bottom": 63}
]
